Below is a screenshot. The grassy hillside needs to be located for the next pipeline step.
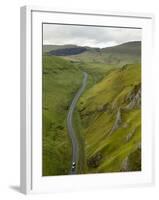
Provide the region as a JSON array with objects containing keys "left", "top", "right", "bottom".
[
  {"left": 78, "top": 64, "right": 141, "bottom": 173},
  {"left": 102, "top": 41, "right": 141, "bottom": 55},
  {"left": 42, "top": 55, "right": 83, "bottom": 176},
  {"left": 48, "top": 47, "right": 87, "bottom": 56},
  {"left": 43, "top": 44, "right": 79, "bottom": 53},
  {"left": 44, "top": 41, "right": 141, "bottom": 66}
]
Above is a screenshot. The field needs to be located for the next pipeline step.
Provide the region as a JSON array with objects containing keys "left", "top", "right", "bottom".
[{"left": 42, "top": 41, "right": 141, "bottom": 175}]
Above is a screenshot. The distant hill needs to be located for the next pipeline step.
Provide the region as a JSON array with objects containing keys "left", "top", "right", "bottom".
[
  {"left": 43, "top": 44, "right": 79, "bottom": 53},
  {"left": 101, "top": 41, "right": 141, "bottom": 56},
  {"left": 48, "top": 46, "right": 88, "bottom": 56},
  {"left": 43, "top": 41, "right": 141, "bottom": 65}
]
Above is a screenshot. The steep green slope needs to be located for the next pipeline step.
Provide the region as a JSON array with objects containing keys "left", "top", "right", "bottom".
[
  {"left": 78, "top": 64, "right": 141, "bottom": 173},
  {"left": 42, "top": 55, "right": 83, "bottom": 176}
]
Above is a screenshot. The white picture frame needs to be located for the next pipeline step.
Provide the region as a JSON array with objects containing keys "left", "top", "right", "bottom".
[{"left": 20, "top": 5, "right": 154, "bottom": 194}]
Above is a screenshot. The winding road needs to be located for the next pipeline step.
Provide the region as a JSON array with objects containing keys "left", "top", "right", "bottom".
[{"left": 67, "top": 72, "right": 88, "bottom": 174}]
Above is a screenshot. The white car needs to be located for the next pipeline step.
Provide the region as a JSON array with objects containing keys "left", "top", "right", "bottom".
[{"left": 72, "top": 162, "right": 76, "bottom": 170}]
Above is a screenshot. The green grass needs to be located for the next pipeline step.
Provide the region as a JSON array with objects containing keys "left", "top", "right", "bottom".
[
  {"left": 42, "top": 46, "right": 141, "bottom": 175},
  {"left": 64, "top": 51, "right": 140, "bottom": 66},
  {"left": 77, "top": 64, "right": 141, "bottom": 173},
  {"left": 42, "top": 55, "right": 83, "bottom": 176}
]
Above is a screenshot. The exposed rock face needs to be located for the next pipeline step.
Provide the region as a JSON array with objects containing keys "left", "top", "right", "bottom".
[
  {"left": 120, "top": 144, "right": 141, "bottom": 172},
  {"left": 125, "top": 83, "right": 141, "bottom": 110},
  {"left": 108, "top": 83, "right": 141, "bottom": 136},
  {"left": 109, "top": 108, "right": 122, "bottom": 135},
  {"left": 96, "top": 103, "right": 110, "bottom": 112},
  {"left": 126, "top": 128, "right": 136, "bottom": 142},
  {"left": 121, "top": 157, "right": 129, "bottom": 171}
]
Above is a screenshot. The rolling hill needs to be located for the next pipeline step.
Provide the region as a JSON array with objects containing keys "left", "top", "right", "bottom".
[
  {"left": 43, "top": 41, "right": 141, "bottom": 65},
  {"left": 43, "top": 44, "right": 79, "bottom": 53}
]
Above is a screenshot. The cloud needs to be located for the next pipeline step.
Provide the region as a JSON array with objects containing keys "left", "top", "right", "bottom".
[{"left": 43, "top": 24, "right": 141, "bottom": 48}]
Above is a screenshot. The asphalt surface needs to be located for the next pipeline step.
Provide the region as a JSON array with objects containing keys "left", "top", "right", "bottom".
[{"left": 66, "top": 72, "right": 88, "bottom": 174}]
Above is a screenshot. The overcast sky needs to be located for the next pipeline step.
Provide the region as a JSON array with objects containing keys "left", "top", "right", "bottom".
[{"left": 43, "top": 24, "right": 141, "bottom": 48}]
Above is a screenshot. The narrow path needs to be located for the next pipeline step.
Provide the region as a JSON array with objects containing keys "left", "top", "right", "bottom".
[{"left": 66, "top": 72, "right": 88, "bottom": 174}]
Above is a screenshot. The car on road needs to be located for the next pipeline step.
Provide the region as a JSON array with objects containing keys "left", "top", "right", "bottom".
[{"left": 72, "top": 162, "right": 76, "bottom": 171}]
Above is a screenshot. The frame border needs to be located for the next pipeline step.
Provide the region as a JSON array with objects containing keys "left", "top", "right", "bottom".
[{"left": 20, "top": 5, "right": 154, "bottom": 194}]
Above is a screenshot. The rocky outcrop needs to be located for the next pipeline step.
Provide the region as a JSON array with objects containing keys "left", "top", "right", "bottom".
[
  {"left": 108, "top": 83, "right": 141, "bottom": 136},
  {"left": 96, "top": 103, "right": 110, "bottom": 112},
  {"left": 87, "top": 152, "right": 102, "bottom": 168},
  {"left": 121, "top": 157, "right": 129, "bottom": 171},
  {"left": 126, "top": 128, "right": 136, "bottom": 142},
  {"left": 125, "top": 83, "right": 141, "bottom": 110},
  {"left": 109, "top": 108, "right": 122, "bottom": 135},
  {"left": 120, "top": 143, "right": 141, "bottom": 172}
]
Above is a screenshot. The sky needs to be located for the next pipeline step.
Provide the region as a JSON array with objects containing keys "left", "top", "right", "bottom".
[{"left": 43, "top": 24, "right": 141, "bottom": 48}]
